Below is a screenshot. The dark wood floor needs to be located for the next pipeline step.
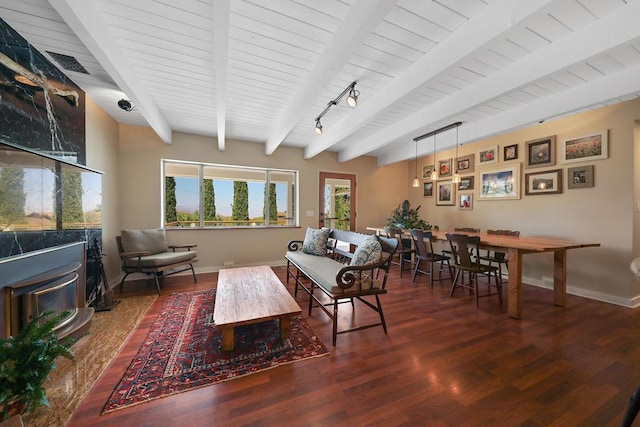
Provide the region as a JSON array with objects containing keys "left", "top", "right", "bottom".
[{"left": 67, "top": 265, "right": 640, "bottom": 426}]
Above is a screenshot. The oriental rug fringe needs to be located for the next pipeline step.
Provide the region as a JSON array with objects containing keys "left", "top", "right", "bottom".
[{"left": 102, "top": 289, "right": 328, "bottom": 414}]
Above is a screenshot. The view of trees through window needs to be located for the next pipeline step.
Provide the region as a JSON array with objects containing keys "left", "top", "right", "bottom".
[{"left": 163, "top": 160, "right": 297, "bottom": 228}]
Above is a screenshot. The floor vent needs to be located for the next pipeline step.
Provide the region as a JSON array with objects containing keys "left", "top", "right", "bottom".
[{"left": 46, "top": 51, "right": 89, "bottom": 74}]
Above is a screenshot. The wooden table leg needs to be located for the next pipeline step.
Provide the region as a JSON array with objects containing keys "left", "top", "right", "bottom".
[
  {"left": 220, "top": 327, "right": 234, "bottom": 351},
  {"left": 279, "top": 316, "right": 292, "bottom": 340},
  {"left": 553, "top": 249, "right": 567, "bottom": 306},
  {"left": 507, "top": 248, "right": 523, "bottom": 319}
]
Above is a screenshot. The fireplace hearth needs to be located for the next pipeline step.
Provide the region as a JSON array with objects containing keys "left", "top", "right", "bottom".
[{"left": 0, "top": 242, "right": 93, "bottom": 339}]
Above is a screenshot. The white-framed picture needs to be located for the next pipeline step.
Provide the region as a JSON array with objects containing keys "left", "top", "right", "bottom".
[
  {"left": 478, "top": 163, "right": 521, "bottom": 200},
  {"left": 561, "top": 130, "right": 608, "bottom": 164},
  {"left": 478, "top": 146, "right": 498, "bottom": 166}
]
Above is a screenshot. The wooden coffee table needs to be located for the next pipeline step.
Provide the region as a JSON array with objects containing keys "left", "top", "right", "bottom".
[{"left": 213, "top": 265, "right": 302, "bottom": 351}]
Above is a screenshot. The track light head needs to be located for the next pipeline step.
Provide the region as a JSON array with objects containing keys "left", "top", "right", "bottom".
[
  {"left": 117, "top": 98, "right": 135, "bottom": 112},
  {"left": 347, "top": 87, "right": 359, "bottom": 107},
  {"left": 314, "top": 119, "right": 323, "bottom": 134}
]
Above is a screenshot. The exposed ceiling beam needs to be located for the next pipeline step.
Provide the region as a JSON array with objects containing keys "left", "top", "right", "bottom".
[
  {"left": 213, "top": 0, "right": 230, "bottom": 151},
  {"left": 305, "top": 0, "right": 555, "bottom": 160},
  {"left": 377, "top": 63, "right": 640, "bottom": 166},
  {"left": 263, "top": 0, "right": 396, "bottom": 156},
  {"left": 48, "top": 0, "right": 173, "bottom": 144},
  {"left": 340, "top": 0, "right": 640, "bottom": 163}
]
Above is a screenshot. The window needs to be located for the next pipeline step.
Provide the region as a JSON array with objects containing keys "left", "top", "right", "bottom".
[{"left": 162, "top": 160, "right": 298, "bottom": 228}]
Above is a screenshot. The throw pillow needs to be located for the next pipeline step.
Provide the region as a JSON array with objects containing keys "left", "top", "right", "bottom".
[
  {"left": 350, "top": 236, "right": 382, "bottom": 266},
  {"left": 301, "top": 227, "right": 331, "bottom": 256}
]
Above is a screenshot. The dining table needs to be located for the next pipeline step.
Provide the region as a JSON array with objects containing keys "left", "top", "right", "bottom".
[{"left": 366, "top": 227, "right": 600, "bottom": 319}]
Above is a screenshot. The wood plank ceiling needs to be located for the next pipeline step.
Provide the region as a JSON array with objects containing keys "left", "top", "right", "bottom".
[{"left": 2, "top": 0, "right": 639, "bottom": 165}]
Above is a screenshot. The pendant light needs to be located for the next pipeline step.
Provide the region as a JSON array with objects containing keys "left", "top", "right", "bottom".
[
  {"left": 452, "top": 123, "right": 461, "bottom": 183},
  {"left": 412, "top": 139, "right": 420, "bottom": 187},
  {"left": 430, "top": 132, "right": 438, "bottom": 180}
]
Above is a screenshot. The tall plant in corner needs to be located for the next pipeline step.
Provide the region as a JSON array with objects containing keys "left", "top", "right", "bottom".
[
  {"left": 386, "top": 200, "right": 437, "bottom": 230},
  {"left": 0, "top": 311, "right": 74, "bottom": 422}
]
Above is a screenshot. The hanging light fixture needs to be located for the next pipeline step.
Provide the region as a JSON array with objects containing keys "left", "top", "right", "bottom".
[
  {"left": 430, "top": 132, "right": 438, "bottom": 180},
  {"left": 412, "top": 139, "right": 420, "bottom": 188},
  {"left": 452, "top": 123, "right": 461, "bottom": 183},
  {"left": 313, "top": 81, "right": 358, "bottom": 134}
]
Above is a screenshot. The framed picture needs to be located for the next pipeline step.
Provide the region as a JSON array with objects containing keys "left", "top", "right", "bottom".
[
  {"left": 436, "top": 180, "right": 455, "bottom": 205},
  {"left": 423, "top": 181, "right": 433, "bottom": 197},
  {"left": 561, "top": 130, "right": 608, "bottom": 163},
  {"left": 422, "top": 164, "right": 435, "bottom": 180},
  {"left": 458, "top": 176, "right": 474, "bottom": 191},
  {"left": 525, "top": 136, "right": 556, "bottom": 168},
  {"left": 438, "top": 158, "right": 453, "bottom": 177},
  {"left": 504, "top": 144, "right": 518, "bottom": 161},
  {"left": 459, "top": 193, "right": 473, "bottom": 210},
  {"left": 478, "top": 146, "right": 498, "bottom": 165},
  {"left": 525, "top": 169, "right": 563, "bottom": 195},
  {"left": 567, "top": 165, "right": 594, "bottom": 189},
  {"left": 455, "top": 154, "right": 475, "bottom": 174},
  {"left": 478, "top": 163, "right": 520, "bottom": 200}
]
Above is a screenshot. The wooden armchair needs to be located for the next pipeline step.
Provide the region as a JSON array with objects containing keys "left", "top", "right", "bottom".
[{"left": 116, "top": 228, "right": 197, "bottom": 294}]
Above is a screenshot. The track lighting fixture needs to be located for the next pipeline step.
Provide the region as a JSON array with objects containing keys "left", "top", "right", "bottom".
[
  {"left": 313, "top": 81, "right": 358, "bottom": 134},
  {"left": 117, "top": 98, "right": 135, "bottom": 112}
]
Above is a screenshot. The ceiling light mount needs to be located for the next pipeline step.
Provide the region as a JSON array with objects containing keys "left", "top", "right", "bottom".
[
  {"left": 313, "top": 81, "right": 358, "bottom": 134},
  {"left": 117, "top": 98, "right": 136, "bottom": 112}
]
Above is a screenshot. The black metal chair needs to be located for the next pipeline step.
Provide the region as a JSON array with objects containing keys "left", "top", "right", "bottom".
[
  {"left": 477, "top": 229, "right": 520, "bottom": 278},
  {"left": 446, "top": 233, "right": 502, "bottom": 308},
  {"left": 622, "top": 384, "right": 640, "bottom": 426},
  {"left": 384, "top": 226, "right": 414, "bottom": 278},
  {"left": 409, "top": 229, "right": 451, "bottom": 288}
]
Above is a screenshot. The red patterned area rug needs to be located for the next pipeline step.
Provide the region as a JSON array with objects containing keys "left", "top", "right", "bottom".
[{"left": 102, "top": 289, "right": 328, "bottom": 414}]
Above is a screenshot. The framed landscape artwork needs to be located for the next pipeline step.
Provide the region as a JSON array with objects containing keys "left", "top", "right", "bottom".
[
  {"left": 458, "top": 176, "right": 474, "bottom": 191},
  {"left": 439, "top": 158, "right": 453, "bottom": 177},
  {"left": 525, "top": 136, "right": 555, "bottom": 169},
  {"left": 504, "top": 144, "right": 518, "bottom": 161},
  {"left": 567, "top": 165, "right": 594, "bottom": 189},
  {"left": 478, "top": 146, "right": 498, "bottom": 165},
  {"left": 423, "top": 181, "right": 433, "bottom": 197},
  {"left": 561, "top": 130, "right": 608, "bottom": 163},
  {"left": 478, "top": 163, "right": 520, "bottom": 200},
  {"left": 459, "top": 193, "right": 473, "bottom": 210},
  {"left": 455, "top": 154, "right": 474, "bottom": 174},
  {"left": 525, "top": 169, "right": 563, "bottom": 195},
  {"left": 436, "top": 180, "right": 455, "bottom": 205},
  {"left": 422, "top": 164, "right": 435, "bottom": 179}
]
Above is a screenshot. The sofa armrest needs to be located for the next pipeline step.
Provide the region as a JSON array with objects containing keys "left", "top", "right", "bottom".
[
  {"left": 120, "top": 250, "right": 150, "bottom": 258},
  {"left": 287, "top": 240, "right": 304, "bottom": 251},
  {"left": 335, "top": 251, "right": 393, "bottom": 289},
  {"left": 169, "top": 244, "right": 197, "bottom": 251}
]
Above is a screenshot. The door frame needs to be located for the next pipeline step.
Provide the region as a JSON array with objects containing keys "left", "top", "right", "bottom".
[{"left": 318, "top": 172, "right": 356, "bottom": 231}]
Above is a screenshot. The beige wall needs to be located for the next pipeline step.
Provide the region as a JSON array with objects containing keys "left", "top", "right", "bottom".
[
  {"left": 115, "top": 124, "right": 407, "bottom": 275},
  {"left": 83, "top": 95, "right": 640, "bottom": 306},
  {"left": 408, "top": 98, "right": 640, "bottom": 306},
  {"left": 84, "top": 98, "right": 121, "bottom": 281}
]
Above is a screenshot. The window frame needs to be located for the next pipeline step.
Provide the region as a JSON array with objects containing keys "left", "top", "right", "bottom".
[{"left": 161, "top": 159, "right": 298, "bottom": 229}]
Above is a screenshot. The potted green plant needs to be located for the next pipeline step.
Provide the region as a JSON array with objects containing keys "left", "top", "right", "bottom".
[
  {"left": 0, "top": 311, "right": 74, "bottom": 423},
  {"left": 386, "top": 200, "right": 438, "bottom": 230}
]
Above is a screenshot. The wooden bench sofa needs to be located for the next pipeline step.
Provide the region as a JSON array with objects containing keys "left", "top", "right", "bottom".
[{"left": 285, "top": 228, "right": 398, "bottom": 345}]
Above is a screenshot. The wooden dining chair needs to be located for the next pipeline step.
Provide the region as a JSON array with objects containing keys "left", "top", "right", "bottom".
[
  {"left": 409, "top": 229, "right": 452, "bottom": 288},
  {"left": 446, "top": 233, "right": 502, "bottom": 308},
  {"left": 477, "top": 229, "right": 520, "bottom": 279},
  {"left": 384, "top": 226, "right": 414, "bottom": 278}
]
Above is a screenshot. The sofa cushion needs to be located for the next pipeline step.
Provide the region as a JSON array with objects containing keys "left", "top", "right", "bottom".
[
  {"left": 350, "top": 236, "right": 382, "bottom": 266},
  {"left": 124, "top": 250, "right": 197, "bottom": 269},
  {"left": 301, "top": 227, "right": 331, "bottom": 256},
  {"left": 120, "top": 228, "right": 168, "bottom": 255}
]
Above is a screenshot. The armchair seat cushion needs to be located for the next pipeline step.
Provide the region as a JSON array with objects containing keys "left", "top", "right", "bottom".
[{"left": 124, "top": 250, "right": 197, "bottom": 269}]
